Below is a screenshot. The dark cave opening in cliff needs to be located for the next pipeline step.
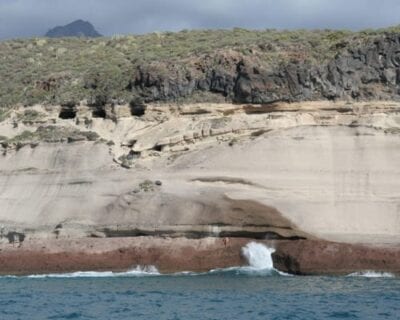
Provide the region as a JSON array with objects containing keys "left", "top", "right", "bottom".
[
  {"left": 92, "top": 107, "right": 106, "bottom": 118},
  {"left": 153, "top": 144, "right": 163, "bottom": 152},
  {"left": 130, "top": 104, "right": 146, "bottom": 117},
  {"left": 59, "top": 107, "right": 77, "bottom": 119}
]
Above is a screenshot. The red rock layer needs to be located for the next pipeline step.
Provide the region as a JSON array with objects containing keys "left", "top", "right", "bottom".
[
  {"left": 273, "top": 240, "right": 400, "bottom": 275},
  {"left": 0, "top": 237, "right": 249, "bottom": 275},
  {"left": 0, "top": 237, "right": 399, "bottom": 276}
]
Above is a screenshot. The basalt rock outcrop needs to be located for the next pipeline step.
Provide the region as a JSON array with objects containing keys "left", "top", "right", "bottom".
[
  {"left": 130, "top": 34, "right": 400, "bottom": 104},
  {"left": 4, "top": 28, "right": 400, "bottom": 109}
]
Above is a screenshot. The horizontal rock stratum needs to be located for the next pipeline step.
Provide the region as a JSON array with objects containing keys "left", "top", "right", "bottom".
[{"left": 0, "top": 100, "right": 400, "bottom": 275}]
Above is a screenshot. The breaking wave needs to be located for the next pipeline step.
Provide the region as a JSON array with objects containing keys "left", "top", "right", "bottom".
[
  {"left": 208, "top": 242, "right": 288, "bottom": 276},
  {"left": 173, "top": 242, "right": 287, "bottom": 277},
  {"left": 242, "top": 242, "right": 276, "bottom": 270},
  {"left": 26, "top": 266, "right": 160, "bottom": 279},
  {"left": 347, "top": 271, "right": 396, "bottom": 278}
]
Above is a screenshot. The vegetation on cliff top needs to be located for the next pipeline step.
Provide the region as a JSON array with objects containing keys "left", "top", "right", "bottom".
[
  {"left": 1, "top": 26, "right": 400, "bottom": 108},
  {"left": 0, "top": 126, "right": 99, "bottom": 149}
]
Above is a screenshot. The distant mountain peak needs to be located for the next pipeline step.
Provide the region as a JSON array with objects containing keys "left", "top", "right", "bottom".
[{"left": 45, "top": 20, "right": 102, "bottom": 38}]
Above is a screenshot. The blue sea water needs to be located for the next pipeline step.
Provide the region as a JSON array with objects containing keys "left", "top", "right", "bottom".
[{"left": 0, "top": 270, "right": 399, "bottom": 320}]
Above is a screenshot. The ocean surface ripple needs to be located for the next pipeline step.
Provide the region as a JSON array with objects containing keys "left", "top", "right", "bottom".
[{"left": 0, "top": 273, "right": 399, "bottom": 320}]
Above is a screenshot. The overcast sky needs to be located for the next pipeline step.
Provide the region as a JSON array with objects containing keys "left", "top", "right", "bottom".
[{"left": 1, "top": 0, "right": 400, "bottom": 40}]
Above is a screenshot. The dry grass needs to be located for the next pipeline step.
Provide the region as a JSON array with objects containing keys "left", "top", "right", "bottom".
[{"left": 0, "top": 27, "right": 399, "bottom": 108}]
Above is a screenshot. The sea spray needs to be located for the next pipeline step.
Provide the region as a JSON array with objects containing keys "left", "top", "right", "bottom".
[
  {"left": 241, "top": 242, "right": 275, "bottom": 270},
  {"left": 207, "top": 242, "right": 285, "bottom": 276}
]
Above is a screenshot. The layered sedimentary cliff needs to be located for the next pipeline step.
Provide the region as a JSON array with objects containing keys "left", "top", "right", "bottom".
[
  {"left": 2, "top": 29, "right": 400, "bottom": 275},
  {"left": 0, "top": 100, "right": 400, "bottom": 274}
]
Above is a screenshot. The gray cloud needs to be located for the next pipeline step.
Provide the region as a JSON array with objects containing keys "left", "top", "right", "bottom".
[{"left": 1, "top": 0, "right": 400, "bottom": 39}]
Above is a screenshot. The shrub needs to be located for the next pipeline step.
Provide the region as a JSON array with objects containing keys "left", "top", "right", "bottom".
[{"left": 0, "top": 27, "right": 394, "bottom": 108}]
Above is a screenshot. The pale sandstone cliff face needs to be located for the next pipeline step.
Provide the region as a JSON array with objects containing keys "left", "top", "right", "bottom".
[{"left": 0, "top": 101, "right": 399, "bottom": 248}]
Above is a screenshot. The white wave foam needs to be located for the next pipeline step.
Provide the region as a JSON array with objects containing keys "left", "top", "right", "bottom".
[
  {"left": 210, "top": 266, "right": 288, "bottom": 276},
  {"left": 26, "top": 265, "right": 160, "bottom": 279},
  {"left": 241, "top": 242, "right": 291, "bottom": 276},
  {"left": 347, "top": 271, "right": 395, "bottom": 278},
  {"left": 172, "top": 242, "right": 287, "bottom": 277},
  {"left": 205, "top": 242, "right": 290, "bottom": 276},
  {"left": 241, "top": 242, "right": 275, "bottom": 270}
]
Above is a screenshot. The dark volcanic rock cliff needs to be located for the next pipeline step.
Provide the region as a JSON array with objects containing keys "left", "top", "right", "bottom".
[
  {"left": 4, "top": 28, "right": 400, "bottom": 108},
  {"left": 45, "top": 20, "right": 102, "bottom": 38},
  {"left": 130, "top": 34, "right": 400, "bottom": 104}
]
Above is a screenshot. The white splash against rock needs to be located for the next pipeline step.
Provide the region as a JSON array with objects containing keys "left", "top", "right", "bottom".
[{"left": 241, "top": 242, "right": 276, "bottom": 270}]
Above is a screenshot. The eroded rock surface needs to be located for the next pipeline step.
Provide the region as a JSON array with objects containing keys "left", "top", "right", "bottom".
[{"left": 1, "top": 101, "right": 400, "bottom": 274}]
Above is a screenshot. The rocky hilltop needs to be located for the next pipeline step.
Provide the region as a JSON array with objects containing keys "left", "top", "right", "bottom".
[
  {"left": 2, "top": 27, "right": 400, "bottom": 108},
  {"left": 45, "top": 20, "right": 102, "bottom": 38},
  {"left": 1, "top": 28, "right": 400, "bottom": 275}
]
